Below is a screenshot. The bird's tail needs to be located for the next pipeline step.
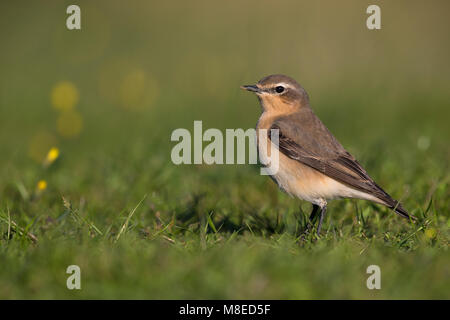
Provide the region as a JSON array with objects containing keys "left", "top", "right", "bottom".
[
  {"left": 389, "top": 200, "right": 416, "bottom": 221},
  {"left": 371, "top": 182, "right": 417, "bottom": 221}
]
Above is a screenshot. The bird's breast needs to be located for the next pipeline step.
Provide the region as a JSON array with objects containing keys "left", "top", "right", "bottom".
[{"left": 256, "top": 113, "right": 378, "bottom": 204}]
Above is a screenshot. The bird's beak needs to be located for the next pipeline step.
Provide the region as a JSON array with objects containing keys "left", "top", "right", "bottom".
[{"left": 240, "top": 84, "right": 261, "bottom": 93}]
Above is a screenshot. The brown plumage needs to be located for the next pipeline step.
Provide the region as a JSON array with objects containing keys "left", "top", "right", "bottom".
[{"left": 241, "top": 74, "right": 415, "bottom": 234}]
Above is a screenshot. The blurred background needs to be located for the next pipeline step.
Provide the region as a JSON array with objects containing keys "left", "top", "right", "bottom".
[
  {"left": 0, "top": 1, "right": 449, "bottom": 299},
  {"left": 1, "top": 0, "right": 449, "bottom": 206},
  {"left": 1, "top": 0, "right": 449, "bottom": 162}
]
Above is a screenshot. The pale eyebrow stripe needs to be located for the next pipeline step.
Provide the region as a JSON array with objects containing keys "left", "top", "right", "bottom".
[
  {"left": 262, "top": 82, "right": 293, "bottom": 92},
  {"left": 260, "top": 82, "right": 293, "bottom": 93},
  {"left": 276, "top": 82, "right": 293, "bottom": 89}
]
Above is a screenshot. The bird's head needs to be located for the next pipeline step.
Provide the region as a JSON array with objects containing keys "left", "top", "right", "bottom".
[{"left": 241, "top": 74, "right": 309, "bottom": 112}]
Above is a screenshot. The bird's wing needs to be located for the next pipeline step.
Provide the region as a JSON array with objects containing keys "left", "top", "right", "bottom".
[{"left": 268, "top": 109, "right": 413, "bottom": 219}]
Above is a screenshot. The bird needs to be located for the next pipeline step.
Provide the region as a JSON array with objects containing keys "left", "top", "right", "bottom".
[{"left": 241, "top": 74, "right": 415, "bottom": 235}]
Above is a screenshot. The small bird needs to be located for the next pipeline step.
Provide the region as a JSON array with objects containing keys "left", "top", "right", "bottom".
[{"left": 241, "top": 74, "right": 415, "bottom": 234}]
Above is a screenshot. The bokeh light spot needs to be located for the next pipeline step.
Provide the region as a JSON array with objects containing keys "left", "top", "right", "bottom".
[
  {"left": 98, "top": 59, "right": 159, "bottom": 111},
  {"left": 417, "top": 136, "right": 430, "bottom": 151},
  {"left": 51, "top": 81, "right": 79, "bottom": 111},
  {"left": 57, "top": 110, "right": 83, "bottom": 138},
  {"left": 119, "top": 69, "right": 159, "bottom": 110},
  {"left": 28, "top": 131, "right": 58, "bottom": 162}
]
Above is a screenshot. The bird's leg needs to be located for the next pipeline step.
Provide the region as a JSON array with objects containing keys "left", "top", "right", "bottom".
[
  {"left": 305, "top": 204, "right": 320, "bottom": 232},
  {"left": 308, "top": 204, "right": 320, "bottom": 229},
  {"left": 316, "top": 204, "right": 327, "bottom": 235}
]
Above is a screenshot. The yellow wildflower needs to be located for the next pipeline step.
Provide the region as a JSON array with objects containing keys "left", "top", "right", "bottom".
[
  {"left": 425, "top": 228, "right": 437, "bottom": 239},
  {"left": 44, "top": 147, "right": 60, "bottom": 166},
  {"left": 37, "top": 180, "right": 47, "bottom": 191}
]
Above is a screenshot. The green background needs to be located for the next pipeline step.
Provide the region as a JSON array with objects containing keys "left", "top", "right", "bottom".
[{"left": 0, "top": 1, "right": 448, "bottom": 299}]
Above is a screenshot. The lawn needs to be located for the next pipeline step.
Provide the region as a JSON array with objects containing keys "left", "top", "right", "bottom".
[{"left": 0, "top": 1, "right": 449, "bottom": 299}]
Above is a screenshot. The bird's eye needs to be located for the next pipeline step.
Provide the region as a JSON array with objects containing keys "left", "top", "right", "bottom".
[{"left": 275, "top": 86, "right": 285, "bottom": 93}]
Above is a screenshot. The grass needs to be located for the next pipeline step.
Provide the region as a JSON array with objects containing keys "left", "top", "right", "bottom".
[
  {"left": 0, "top": 1, "right": 449, "bottom": 299},
  {"left": 0, "top": 130, "right": 448, "bottom": 299}
]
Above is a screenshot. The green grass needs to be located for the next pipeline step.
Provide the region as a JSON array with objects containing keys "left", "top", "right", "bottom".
[
  {"left": 0, "top": 128, "right": 448, "bottom": 299},
  {"left": 0, "top": 1, "right": 449, "bottom": 299}
]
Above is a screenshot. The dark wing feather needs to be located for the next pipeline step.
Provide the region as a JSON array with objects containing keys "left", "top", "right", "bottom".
[{"left": 269, "top": 109, "right": 414, "bottom": 220}]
